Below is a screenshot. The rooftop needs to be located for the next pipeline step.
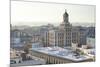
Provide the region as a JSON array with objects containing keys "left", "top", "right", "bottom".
[
  {"left": 10, "top": 49, "right": 46, "bottom": 66},
  {"left": 31, "top": 46, "right": 92, "bottom": 62}
]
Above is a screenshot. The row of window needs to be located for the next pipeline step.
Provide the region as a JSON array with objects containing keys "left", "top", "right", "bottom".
[
  {"left": 31, "top": 51, "right": 68, "bottom": 64},
  {"left": 10, "top": 60, "right": 21, "bottom": 64}
]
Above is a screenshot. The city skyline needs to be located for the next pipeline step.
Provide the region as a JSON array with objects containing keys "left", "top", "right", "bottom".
[
  {"left": 10, "top": 1, "right": 95, "bottom": 66},
  {"left": 11, "top": 1, "right": 95, "bottom": 26}
]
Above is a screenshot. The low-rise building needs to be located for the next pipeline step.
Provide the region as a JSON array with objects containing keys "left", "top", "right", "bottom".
[
  {"left": 10, "top": 49, "right": 22, "bottom": 64},
  {"left": 10, "top": 48, "right": 46, "bottom": 67},
  {"left": 29, "top": 47, "right": 93, "bottom": 64},
  {"left": 32, "top": 42, "right": 43, "bottom": 48},
  {"left": 10, "top": 56, "right": 46, "bottom": 67},
  {"left": 10, "top": 29, "right": 32, "bottom": 49},
  {"left": 87, "top": 37, "right": 95, "bottom": 48},
  {"left": 77, "top": 48, "right": 95, "bottom": 60}
]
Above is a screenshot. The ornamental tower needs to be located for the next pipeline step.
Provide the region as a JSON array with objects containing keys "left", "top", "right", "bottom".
[{"left": 60, "top": 9, "right": 72, "bottom": 47}]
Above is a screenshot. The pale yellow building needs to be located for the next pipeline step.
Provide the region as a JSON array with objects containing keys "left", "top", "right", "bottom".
[
  {"left": 49, "top": 29, "right": 64, "bottom": 47},
  {"left": 48, "top": 10, "right": 72, "bottom": 47}
]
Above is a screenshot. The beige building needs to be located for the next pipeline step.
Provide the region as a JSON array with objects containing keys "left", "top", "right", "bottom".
[
  {"left": 31, "top": 34, "right": 41, "bottom": 43},
  {"left": 59, "top": 10, "right": 72, "bottom": 47},
  {"left": 48, "top": 10, "right": 72, "bottom": 47},
  {"left": 43, "top": 31, "right": 49, "bottom": 47},
  {"left": 31, "top": 10, "right": 72, "bottom": 47},
  {"left": 49, "top": 29, "right": 64, "bottom": 47}
]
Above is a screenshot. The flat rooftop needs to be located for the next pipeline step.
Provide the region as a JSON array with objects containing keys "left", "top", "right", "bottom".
[{"left": 31, "top": 46, "right": 92, "bottom": 62}]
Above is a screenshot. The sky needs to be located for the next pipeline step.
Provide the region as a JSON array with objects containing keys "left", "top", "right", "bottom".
[{"left": 11, "top": 1, "right": 96, "bottom": 26}]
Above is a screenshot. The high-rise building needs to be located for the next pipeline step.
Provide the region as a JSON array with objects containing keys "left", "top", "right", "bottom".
[
  {"left": 39, "top": 26, "right": 50, "bottom": 47},
  {"left": 72, "top": 26, "right": 79, "bottom": 44},
  {"left": 48, "top": 10, "right": 72, "bottom": 47},
  {"left": 72, "top": 26, "right": 88, "bottom": 47},
  {"left": 59, "top": 9, "right": 72, "bottom": 47}
]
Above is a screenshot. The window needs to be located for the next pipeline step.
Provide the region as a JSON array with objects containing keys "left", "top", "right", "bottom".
[
  {"left": 10, "top": 60, "right": 16, "bottom": 64},
  {"left": 19, "top": 61, "right": 21, "bottom": 63}
]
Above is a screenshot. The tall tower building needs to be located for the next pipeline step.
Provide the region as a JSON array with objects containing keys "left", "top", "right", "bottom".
[{"left": 60, "top": 9, "right": 72, "bottom": 47}]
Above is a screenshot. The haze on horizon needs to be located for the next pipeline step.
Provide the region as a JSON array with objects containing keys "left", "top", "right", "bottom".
[{"left": 11, "top": 0, "right": 96, "bottom": 26}]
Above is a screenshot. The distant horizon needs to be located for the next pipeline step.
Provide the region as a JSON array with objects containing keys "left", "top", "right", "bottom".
[
  {"left": 11, "top": 22, "right": 95, "bottom": 27},
  {"left": 11, "top": 1, "right": 96, "bottom": 26}
]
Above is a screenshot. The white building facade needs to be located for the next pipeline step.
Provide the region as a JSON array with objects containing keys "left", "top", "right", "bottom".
[{"left": 87, "top": 37, "right": 95, "bottom": 48}]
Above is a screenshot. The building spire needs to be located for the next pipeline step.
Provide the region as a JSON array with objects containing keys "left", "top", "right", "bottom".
[
  {"left": 63, "top": 9, "right": 69, "bottom": 22},
  {"left": 64, "top": 9, "right": 68, "bottom": 15},
  {"left": 65, "top": 9, "right": 67, "bottom": 12}
]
